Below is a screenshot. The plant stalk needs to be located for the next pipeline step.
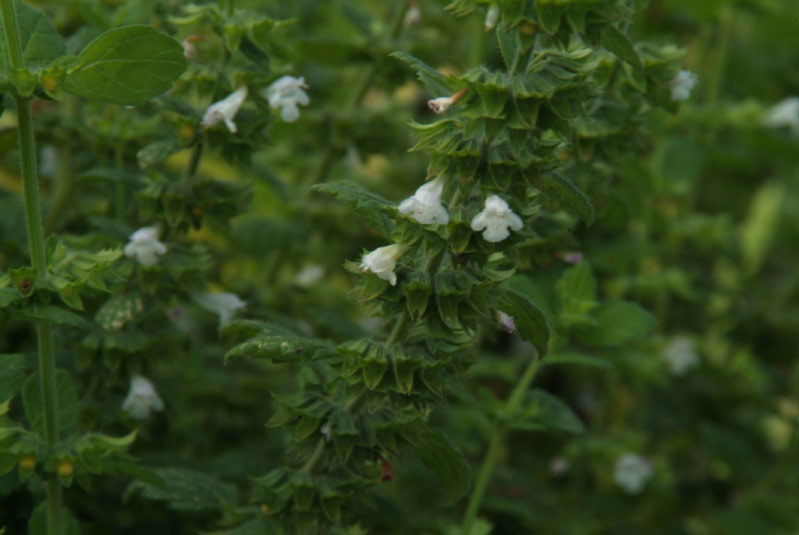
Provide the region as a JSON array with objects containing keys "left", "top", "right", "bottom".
[
  {"left": 462, "top": 353, "right": 540, "bottom": 533},
  {"left": 2, "top": 1, "right": 62, "bottom": 533}
]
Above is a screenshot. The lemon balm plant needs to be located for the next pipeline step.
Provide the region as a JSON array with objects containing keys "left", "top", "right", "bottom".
[{"left": 219, "top": 0, "right": 689, "bottom": 533}]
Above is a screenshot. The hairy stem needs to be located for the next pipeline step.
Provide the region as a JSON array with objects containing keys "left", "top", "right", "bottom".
[
  {"left": 1, "top": 1, "right": 62, "bottom": 533},
  {"left": 462, "top": 353, "right": 540, "bottom": 533}
]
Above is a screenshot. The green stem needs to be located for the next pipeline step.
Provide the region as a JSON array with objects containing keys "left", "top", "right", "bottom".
[
  {"left": 462, "top": 353, "right": 540, "bottom": 533},
  {"left": 2, "top": 1, "right": 62, "bottom": 533},
  {"left": 384, "top": 315, "right": 408, "bottom": 348},
  {"left": 114, "top": 142, "right": 125, "bottom": 221},
  {"left": 300, "top": 436, "right": 326, "bottom": 473}
]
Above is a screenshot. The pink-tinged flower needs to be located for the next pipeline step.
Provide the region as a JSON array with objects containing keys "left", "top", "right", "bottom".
[
  {"left": 263, "top": 76, "right": 310, "bottom": 122},
  {"left": 122, "top": 375, "right": 164, "bottom": 420},
  {"left": 202, "top": 86, "right": 248, "bottom": 133},
  {"left": 561, "top": 251, "right": 584, "bottom": 265},
  {"left": 398, "top": 177, "right": 449, "bottom": 225},
  {"left": 496, "top": 310, "right": 516, "bottom": 333},
  {"left": 360, "top": 244, "right": 406, "bottom": 286},
  {"left": 124, "top": 226, "right": 167, "bottom": 267},
  {"left": 471, "top": 195, "right": 523, "bottom": 242}
]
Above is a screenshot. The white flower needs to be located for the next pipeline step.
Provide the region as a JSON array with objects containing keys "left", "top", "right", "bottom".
[
  {"left": 614, "top": 453, "right": 653, "bottom": 494},
  {"left": 763, "top": 97, "right": 799, "bottom": 133},
  {"left": 293, "top": 265, "right": 326, "bottom": 287},
  {"left": 263, "top": 76, "right": 309, "bottom": 123},
  {"left": 471, "top": 195, "right": 524, "bottom": 242},
  {"left": 360, "top": 244, "right": 405, "bottom": 286},
  {"left": 496, "top": 310, "right": 516, "bottom": 333},
  {"left": 182, "top": 35, "right": 203, "bottom": 61},
  {"left": 549, "top": 457, "right": 570, "bottom": 477},
  {"left": 124, "top": 226, "right": 167, "bottom": 267},
  {"left": 662, "top": 335, "right": 700, "bottom": 376},
  {"left": 193, "top": 292, "right": 246, "bottom": 329},
  {"left": 122, "top": 375, "right": 164, "bottom": 420},
  {"left": 428, "top": 96, "right": 456, "bottom": 114},
  {"left": 670, "top": 70, "right": 697, "bottom": 102},
  {"left": 404, "top": 5, "right": 421, "bottom": 26},
  {"left": 398, "top": 177, "right": 450, "bottom": 225},
  {"left": 202, "top": 86, "right": 248, "bottom": 133},
  {"left": 485, "top": 4, "right": 499, "bottom": 31}
]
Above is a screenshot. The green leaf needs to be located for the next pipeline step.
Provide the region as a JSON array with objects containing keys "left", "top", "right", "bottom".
[
  {"left": 541, "top": 353, "right": 613, "bottom": 370},
  {"left": 556, "top": 261, "right": 598, "bottom": 326},
  {"left": 498, "top": 289, "right": 550, "bottom": 358},
  {"left": 508, "top": 389, "right": 584, "bottom": 434},
  {"left": 130, "top": 468, "right": 236, "bottom": 512},
  {"left": 0, "top": 287, "right": 21, "bottom": 308},
  {"left": 576, "top": 300, "right": 656, "bottom": 347},
  {"left": 312, "top": 181, "right": 394, "bottom": 235},
  {"left": 600, "top": 25, "right": 642, "bottom": 70},
  {"left": 740, "top": 181, "right": 783, "bottom": 275},
  {"left": 10, "top": 303, "right": 87, "bottom": 327},
  {"left": 0, "top": 0, "right": 66, "bottom": 71},
  {"left": 390, "top": 51, "right": 452, "bottom": 97},
  {"left": 224, "top": 323, "right": 337, "bottom": 364},
  {"left": 495, "top": 24, "right": 521, "bottom": 74},
  {"left": 412, "top": 429, "right": 470, "bottom": 505},
  {"left": 21, "top": 369, "right": 79, "bottom": 435},
  {"left": 28, "top": 501, "right": 80, "bottom": 535},
  {"left": 542, "top": 173, "right": 594, "bottom": 225},
  {"left": 0, "top": 353, "right": 27, "bottom": 401},
  {"left": 62, "top": 25, "right": 186, "bottom": 105}
]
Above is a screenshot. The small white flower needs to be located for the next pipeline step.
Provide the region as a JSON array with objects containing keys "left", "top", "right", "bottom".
[
  {"left": 202, "top": 86, "right": 248, "bottom": 133},
  {"left": 404, "top": 5, "right": 422, "bottom": 26},
  {"left": 193, "top": 292, "right": 246, "bottom": 329},
  {"left": 549, "top": 457, "right": 570, "bottom": 477},
  {"left": 293, "top": 265, "right": 326, "bottom": 287},
  {"left": 670, "top": 70, "right": 697, "bottom": 102},
  {"left": 360, "top": 244, "right": 406, "bottom": 286},
  {"left": 428, "top": 96, "right": 456, "bottom": 114},
  {"left": 124, "top": 226, "right": 167, "bottom": 267},
  {"left": 485, "top": 4, "right": 499, "bottom": 31},
  {"left": 662, "top": 335, "right": 700, "bottom": 376},
  {"left": 471, "top": 195, "right": 524, "bottom": 242},
  {"left": 263, "top": 76, "right": 310, "bottom": 123},
  {"left": 122, "top": 375, "right": 164, "bottom": 420},
  {"left": 614, "top": 453, "right": 653, "bottom": 494},
  {"left": 320, "top": 421, "right": 333, "bottom": 441},
  {"left": 398, "top": 177, "right": 450, "bottom": 225},
  {"left": 182, "top": 35, "right": 202, "bottom": 61},
  {"left": 763, "top": 97, "right": 799, "bottom": 133},
  {"left": 496, "top": 310, "right": 516, "bottom": 334}
]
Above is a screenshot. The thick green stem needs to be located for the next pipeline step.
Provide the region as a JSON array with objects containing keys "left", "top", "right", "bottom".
[
  {"left": 2, "top": 1, "right": 62, "bottom": 533},
  {"left": 462, "top": 353, "right": 540, "bottom": 533}
]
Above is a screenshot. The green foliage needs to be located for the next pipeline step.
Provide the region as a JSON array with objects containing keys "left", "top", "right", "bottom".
[
  {"left": 0, "top": 0, "right": 65, "bottom": 71},
  {"left": 21, "top": 370, "right": 79, "bottom": 435},
  {"left": 128, "top": 468, "right": 237, "bottom": 512}
]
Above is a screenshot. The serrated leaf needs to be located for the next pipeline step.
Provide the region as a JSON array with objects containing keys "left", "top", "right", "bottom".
[
  {"left": 0, "top": 288, "right": 20, "bottom": 307},
  {"left": 224, "top": 323, "right": 337, "bottom": 363},
  {"left": 0, "top": 353, "right": 27, "bottom": 401},
  {"left": 390, "top": 51, "right": 452, "bottom": 97},
  {"left": 576, "top": 300, "right": 656, "bottom": 347},
  {"left": 63, "top": 25, "right": 186, "bottom": 105},
  {"left": 130, "top": 468, "right": 236, "bottom": 512},
  {"left": 412, "top": 429, "right": 470, "bottom": 505},
  {"left": 0, "top": 0, "right": 66, "bottom": 71},
  {"left": 556, "top": 261, "right": 598, "bottom": 326},
  {"left": 21, "top": 369, "right": 79, "bottom": 435},
  {"left": 312, "top": 181, "right": 394, "bottom": 235},
  {"left": 509, "top": 389, "right": 584, "bottom": 434},
  {"left": 600, "top": 25, "right": 642, "bottom": 70},
  {"left": 11, "top": 303, "right": 87, "bottom": 327},
  {"left": 495, "top": 24, "right": 520, "bottom": 74},
  {"left": 542, "top": 174, "right": 594, "bottom": 225},
  {"left": 498, "top": 289, "right": 550, "bottom": 358}
]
